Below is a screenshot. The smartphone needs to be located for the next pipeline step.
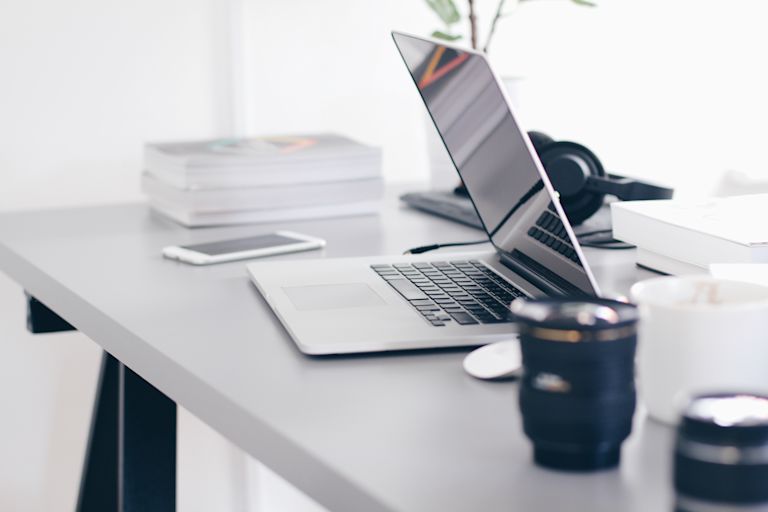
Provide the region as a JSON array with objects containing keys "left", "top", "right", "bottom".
[{"left": 162, "top": 231, "right": 326, "bottom": 265}]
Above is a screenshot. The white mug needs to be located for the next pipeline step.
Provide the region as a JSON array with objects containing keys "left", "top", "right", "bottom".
[{"left": 630, "top": 276, "right": 768, "bottom": 425}]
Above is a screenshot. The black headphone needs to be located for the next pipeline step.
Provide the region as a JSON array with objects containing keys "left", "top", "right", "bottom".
[{"left": 527, "top": 131, "right": 674, "bottom": 225}]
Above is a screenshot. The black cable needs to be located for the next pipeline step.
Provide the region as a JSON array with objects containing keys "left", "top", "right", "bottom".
[
  {"left": 578, "top": 242, "right": 635, "bottom": 250},
  {"left": 403, "top": 229, "right": 634, "bottom": 255},
  {"left": 576, "top": 228, "right": 635, "bottom": 250},
  {"left": 403, "top": 239, "right": 490, "bottom": 255},
  {"left": 576, "top": 228, "right": 613, "bottom": 238}
]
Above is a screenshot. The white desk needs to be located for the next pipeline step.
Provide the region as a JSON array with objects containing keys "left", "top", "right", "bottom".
[{"left": 0, "top": 189, "right": 666, "bottom": 512}]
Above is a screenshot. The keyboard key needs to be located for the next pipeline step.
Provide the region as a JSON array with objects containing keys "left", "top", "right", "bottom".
[
  {"left": 374, "top": 260, "right": 526, "bottom": 327},
  {"left": 479, "top": 316, "right": 508, "bottom": 324},
  {"left": 388, "top": 279, "right": 428, "bottom": 301},
  {"left": 449, "top": 312, "right": 479, "bottom": 325}
]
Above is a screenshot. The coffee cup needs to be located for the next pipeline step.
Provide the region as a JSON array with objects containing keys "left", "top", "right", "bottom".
[{"left": 630, "top": 276, "right": 768, "bottom": 424}]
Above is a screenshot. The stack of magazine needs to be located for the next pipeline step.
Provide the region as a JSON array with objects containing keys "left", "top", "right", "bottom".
[{"left": 142, "top": 134, "right": 383, "bottom": 226}]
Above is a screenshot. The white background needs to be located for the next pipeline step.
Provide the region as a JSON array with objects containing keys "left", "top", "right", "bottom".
[{"left": 2, "top": 0, "right": 768, "bottom": 510}]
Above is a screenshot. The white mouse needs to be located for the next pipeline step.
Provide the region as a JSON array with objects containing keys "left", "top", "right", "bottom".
[{"left": 463, "top": 338, "right": 522, "bottom": 380}]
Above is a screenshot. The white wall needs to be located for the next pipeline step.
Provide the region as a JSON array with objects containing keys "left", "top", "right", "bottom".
[
  {"left": 5, "top": 0, "right": 768, "bottom": 208},
  {"left": 0, "top": 272, "right": 101, "bottom": 511},
  {"left": 0, "top": 0, "right": 224, "bottom": 211},
  {"left": 3, "top": 1, "right": 768, "bottom": 511},
  {"left": 0, "top": 1, "right": 270, "bottom": 511},
  {"left": 244, "top": 0, "right": 768, "bottom": 196},
  {"left": 242, "top": 1, "right": 438, "bottom": 184},
  {"left": 488, "top": 0, "right": 768, "bottom": 197}
]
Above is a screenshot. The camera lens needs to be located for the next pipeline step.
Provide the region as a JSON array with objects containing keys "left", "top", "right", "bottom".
[
  {"left": 511, "top": 298, "right": 638, "bottom": 471},
  {"left": 675, "top": 394, "right": 768, "bottom": 511}
]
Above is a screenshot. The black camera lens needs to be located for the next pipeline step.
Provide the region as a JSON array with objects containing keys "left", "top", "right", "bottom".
[
  {"left": 511, "top": 298, "right": 638, "bottom": 471},
  {"left": 675, "top": 394, "right": 768, "bottom": 512}
]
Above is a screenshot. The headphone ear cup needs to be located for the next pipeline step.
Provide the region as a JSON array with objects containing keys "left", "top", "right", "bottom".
[
  {"left": 537, "top": 141, "right": 606, "bottom": 225},
  {"left": 527, "top": 131, "right": 555, "bottom": 156}
]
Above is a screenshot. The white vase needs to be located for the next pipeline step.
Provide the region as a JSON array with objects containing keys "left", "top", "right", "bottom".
[{"left": 425, "top": 76, "right": 525, "bottom": 190}]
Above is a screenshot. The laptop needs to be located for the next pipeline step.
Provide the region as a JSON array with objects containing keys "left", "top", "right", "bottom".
[{"left": 246, "top": 32, "right": 600, "bottom": 355}]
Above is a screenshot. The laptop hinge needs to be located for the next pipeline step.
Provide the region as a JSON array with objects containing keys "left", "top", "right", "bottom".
[{"left": 499, "top": 250, "right": 587, "bottom": 297}]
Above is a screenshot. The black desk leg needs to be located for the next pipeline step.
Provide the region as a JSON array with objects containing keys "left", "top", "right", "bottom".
[
  {"left": 76, "top": 352, "right": 177, "bottom": 512},
  {"left": 77, "top": 352, "right": 119, "bottom": 511},
  {"left": 118, "top": 361, "right": 177, "bottom": 512}
]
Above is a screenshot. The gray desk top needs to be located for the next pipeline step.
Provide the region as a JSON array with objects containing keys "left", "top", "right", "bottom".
[{"left": 0, "top": 190, "right": 667, "bottom": 512}]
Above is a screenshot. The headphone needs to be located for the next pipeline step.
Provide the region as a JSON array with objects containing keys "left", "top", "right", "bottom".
[{"left": 526, "top": 131, "right": 674, "bottom": 225}]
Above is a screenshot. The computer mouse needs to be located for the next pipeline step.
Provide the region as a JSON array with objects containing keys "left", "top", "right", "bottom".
[{"left": 462, "top": 338, "right": 522, "bottom": 380}]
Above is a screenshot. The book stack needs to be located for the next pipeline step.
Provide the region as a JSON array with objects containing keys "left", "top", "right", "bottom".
[
  {"left": 611, "top": 194, "right": 768, "bottom": 275},
  {"left": 142, "top": 134, "right": 383, "bottom": 227}
]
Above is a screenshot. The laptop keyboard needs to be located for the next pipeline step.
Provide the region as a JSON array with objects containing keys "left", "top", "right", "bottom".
[
  {"left": 371, "top": 260, "right": 526, "bottom": 327},
  {"left": 527, "top": 203, "right": 581, "bottom": 265}
]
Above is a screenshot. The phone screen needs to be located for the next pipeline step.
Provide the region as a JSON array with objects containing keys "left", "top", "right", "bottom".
[{"left": 180, "top": 234, "right": 303, "bottom": 256}]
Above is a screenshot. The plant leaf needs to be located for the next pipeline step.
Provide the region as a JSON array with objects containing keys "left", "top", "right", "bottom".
[
  {"left": 570, "top": 0, "right": 597, "bottom": 6},
  {"left": 425, "top": 0, "right": 461, "bottom": 25},
  {"left": 431, "top": 30, "right": 462, "bottom": 41}
]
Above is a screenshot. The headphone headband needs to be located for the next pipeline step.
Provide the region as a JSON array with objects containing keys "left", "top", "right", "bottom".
[{"left": 585, "top": 174, "right": 674, "bottom": 201}]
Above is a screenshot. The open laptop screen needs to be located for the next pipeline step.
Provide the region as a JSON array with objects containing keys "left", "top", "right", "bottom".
[{"left": 393, "top": 32, "right": 597, "bottom": 296}]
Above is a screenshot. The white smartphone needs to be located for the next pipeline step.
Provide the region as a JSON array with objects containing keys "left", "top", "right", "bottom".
[{"left": 162, "top": 231, "right": 326, "bottom": 265}]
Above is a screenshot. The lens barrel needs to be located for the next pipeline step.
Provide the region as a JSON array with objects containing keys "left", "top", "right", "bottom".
[
  {"left": 675, "top": 394, "right": 768, "bottom": 512},
  {"left": 511, "top": 298, "right": 638, "bottom": 471}
]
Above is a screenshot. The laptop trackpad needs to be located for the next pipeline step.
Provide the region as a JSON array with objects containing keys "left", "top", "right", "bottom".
[{"left": 283, "top": 283, "right": 385, "bottom": 311}]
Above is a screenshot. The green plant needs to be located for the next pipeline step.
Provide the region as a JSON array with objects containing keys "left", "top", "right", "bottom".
[{"left": 426, "top": 0, "right": 596, "bottom": 53}]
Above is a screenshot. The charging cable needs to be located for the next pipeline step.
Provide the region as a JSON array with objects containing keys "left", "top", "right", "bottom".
[
  {"left": 403, "top": 239, "right": 490, "bottom": 255},
  {"left": 403, "top": 230, "right": 633, "bottom": 255}
]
